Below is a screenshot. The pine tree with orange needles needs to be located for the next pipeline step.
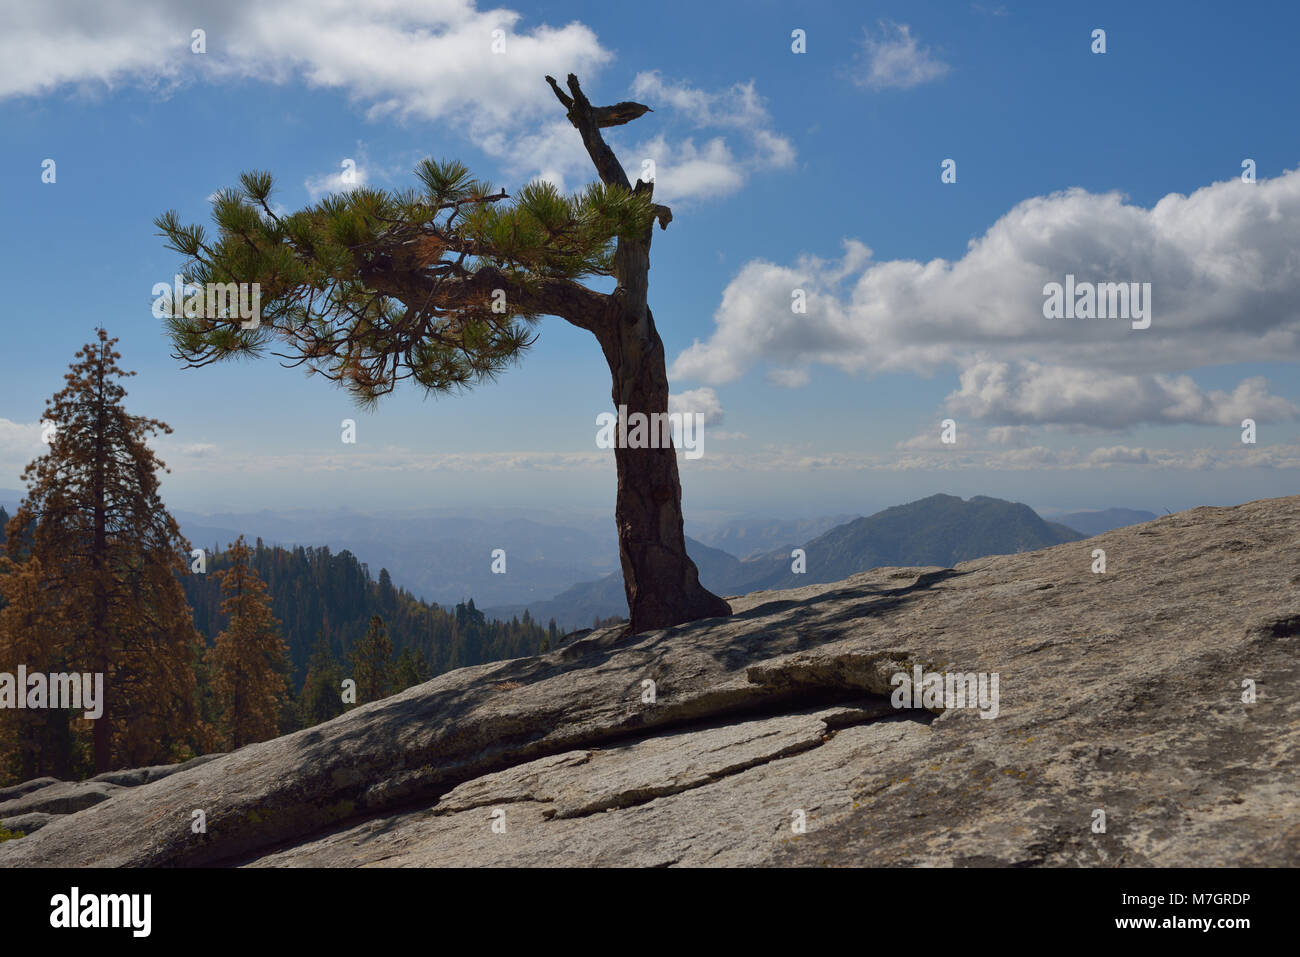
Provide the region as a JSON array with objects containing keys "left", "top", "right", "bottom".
[
  {"left": 207, "top": 537, "right": 290, "bottom": 749},
  {"left": 0, "top": 555, "right": 73, "bottom": 781},
  {"left": 4, "top": 330, "right": 202, "bottom": 773}
]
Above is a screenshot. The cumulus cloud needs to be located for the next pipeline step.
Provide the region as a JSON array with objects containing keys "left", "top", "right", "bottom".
[
  {"left": 669, "top": 387, "right": 724, "bottom": 425},
  {"left": 0, "top": 0, "right": 609, "bottom": 118},
  {"left": 0, "top": 419, "right": 43, "bottom": 484},
  {"left": 672, "top": 169, "right": 1300, "bottom": 430},
  {"left": 854, "top": 22, "right": 951, "bottom": 91},
  {"left": 624, "top": 72, "right": 795, "bottom": 203},
  {"left": 947, "top": 362, "right": 1298, "bottom": 429},
  {"left": 1, "top": 2, "right": 793, "bottom": 204}
]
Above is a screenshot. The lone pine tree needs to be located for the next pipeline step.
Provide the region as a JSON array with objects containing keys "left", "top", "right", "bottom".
[
  {"left": 207, "top": 536, "right": 290, "bottom": 749},
  {"left": 4, "top": 331, "right": 201, "bottom": 772},
  {"left": 155, "top": 73, "right": 730, "bottom": 634}
]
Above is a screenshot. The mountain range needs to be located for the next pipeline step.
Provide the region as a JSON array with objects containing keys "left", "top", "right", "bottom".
[
  {"left": 487, "top": 494, "right": 1092, "bottom": 628},
  {"left": 685, "top": 514, "right": 858, "bottom": 558},
  {"left": 1050, "top": 508, "right": 1160, "bottom": 536},
  {"left": 1, "top": 486, "right": 1160, "bottom": 633}
]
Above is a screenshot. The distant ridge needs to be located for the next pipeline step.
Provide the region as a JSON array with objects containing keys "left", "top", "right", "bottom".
[
  {"left": 490, "top": 494, "right": 1085, "bottom": 628},
  {"left": 690, "top": 514, "right": 858, "bottom": 559},
  {"left": 749, "top": 494, "right": 1084, "bottom": 592},
  {"left": 1054, "top": 508, "right": 1160, "bottom": 537}
]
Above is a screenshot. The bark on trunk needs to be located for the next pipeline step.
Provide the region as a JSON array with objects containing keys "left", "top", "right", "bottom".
[
  {"left": 91, "top": 344, "right": 112, "bottom": 772},
  {"left": 596, "top": 302, "right": 731, "bottom": 633},
  {"left": 546, "top": 72, "right": 732, "bottom": 634}
]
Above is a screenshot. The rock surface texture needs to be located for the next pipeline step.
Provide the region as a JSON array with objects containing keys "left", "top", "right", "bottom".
[{"left": 1, "top": 496, "right": 1297, "bottom": 867}]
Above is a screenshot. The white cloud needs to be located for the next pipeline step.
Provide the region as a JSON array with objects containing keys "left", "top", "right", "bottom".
[
  {"left": 672, "top": 169, "right": 1300, "bottom": 430},
  {"left": 946, "top": 361, "right": 1298, "bottom": 429},
  {"left": 1086, "top": 446, "right": 1150, "bottom": 466},
  {"left": 623, "top": 72, "right": 796, "bottom": 203},
  {"left": 0, "top": 420, "right": 42, "bottom": 492},
  {"left": 476, "top": 119, "right": 591, "bottom": 194},
  {"left": 895, "top": 430, "right": 952, "bottom": 451},
  {"left": 2, "top": 3, "right": 792, "bottom": 206},
  {"left": 0, "top": 1, "right": 610, "bottom": 120},
  {"left": 854, "top": 22, "right": 951, "bottom": 91},
  {"left": 986, "top": 425, "right": 1031, "bottom": 447},
  {"left": 82, "top": 436, "right": 1300, "bottom": 481},
  {"left": 633, "top": 134, "right": 744, "bottom": 201},
  {"left": 669, "top": 387, "right": 724, "bottom": 425},
  {"left": 304, "top": 147, "right": 371, "bottom": 200},
  {"left": 0, "top": 417, "right": 40, "bottom": 446},
  {"left": 1, "top": 0, "right": 610, "bottom": 196}
]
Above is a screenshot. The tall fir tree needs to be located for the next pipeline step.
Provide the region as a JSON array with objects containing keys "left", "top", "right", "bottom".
[
  {"left": 298, "top": 636, "right": 345, "bottom": 727},
  {"left": 347, "top": 615, "right": 394, "bottom": 704},
  {"left": 206, "top": 536, "right": 290, "bottom": 749},
  {"left": 3, "top": 330, "right": 202, "bottom": 773}
]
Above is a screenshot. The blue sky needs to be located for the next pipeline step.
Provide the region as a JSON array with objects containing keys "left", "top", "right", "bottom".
[{"left": 1, "top": 0, "right": 1298, "bottom": 520}]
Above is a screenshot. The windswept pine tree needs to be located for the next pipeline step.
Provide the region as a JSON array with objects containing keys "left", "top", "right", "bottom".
[
  {"left": 3, "top": 331, "right": 202, "bottom": 773},
  {"left": 347, "top": 615, "right": 394, "bottom": 705},
  {"left": 207, "top": 536, "right": 290, "bottom": 749},
  {"left": 155, "top": 73, "right": 730, "bottom": 635}
]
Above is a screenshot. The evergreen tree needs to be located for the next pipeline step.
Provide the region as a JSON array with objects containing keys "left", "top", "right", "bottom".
[
  {"left": 377, "top": 567, "right": 397, "bottom": 617},
  {"left": 0, "top": 555, "right": 76, "bottom": 780},
  {"left": 4, "top": 331, "right": 201, "bottom": 773},
  {"left": 155, "top": 73, "right": 730, "bottom": 635},
  {"left": 178, "top": 538, "right": 550, "bottom": 727},
  {"left": 206, "top": 536, "right": 290, "bottom": 749},
  {"left": 347, "top": 615, "right": 394, "bottom": 704},
  {"left": 298, "top": 637, "right": 345, "bottom": 727},
  {"left": 393, "top": 646, "right": 431, "bottom": 692}
]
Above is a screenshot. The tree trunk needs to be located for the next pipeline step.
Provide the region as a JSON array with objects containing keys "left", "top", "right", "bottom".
[
  {"left": 546, "top": 72, "right": 732, "bottom": 634},
  {"left": 596, "top": 300, "right": 732, "bottom": 634},
  {"left": 91, "top": 344, "right": 112, "bottom": 772}
]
